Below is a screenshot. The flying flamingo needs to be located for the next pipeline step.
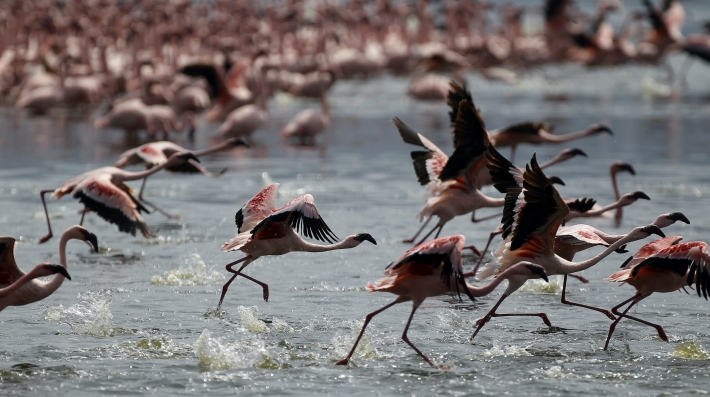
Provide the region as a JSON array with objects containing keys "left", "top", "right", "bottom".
[
  {"left": 115, "top": 139, "right": 249, "bottom": 218},
  {"left": 217, "top": 183, "right": 377, "bottom": 308},
  {"left": 0, "top": 225, "right": 98, "bottom": 311},
  {"left": 603, "top": 238, "right": 710, "bottom": 350},
  {"left": 38, "top": 152, "right": 199, "bottom": 243},
  {"left": 280, "top": 89, "right": 330, "bottom": 145},
  {"left": 490, "top": 121, "right": 613, "bottom": 163},
  {"left": 468, "top": 148, "right": 665, "bottom": 340},
  {"left": 334, "top": 235, "right": 548, "bottom": 369}
]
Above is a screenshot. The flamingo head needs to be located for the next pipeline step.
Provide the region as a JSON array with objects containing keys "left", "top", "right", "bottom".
[
  {"left": 558, "top": 148, "right": 587, "bottom": 161},
  {"left": 513, "top": 261, "right": 549, "bottom": 282},
  {"left": 639, "top": 225, "right": 666, "bottom": 239},
  {"left": 610, "top": 161, "right": 635, "bottom": 176},
  {"left": 76, "top": 227, "right": 99, "bottom": 253},
  {"left": 654, "top": 212, "right": 690, "bottom": 228},
  {"left": 38, "top": 263, "right": 72, "bottom": 280},
  {"left": 225, "top": 138, "right": 250, "bottom": 148},
  {"left": 353, "top": 233, "right": 377, "bottom": 245},
  {"left": 619, "top": 191, "right": 651, "bottom": 205},
  {"left": 588, "top": 123, "right": 613, "bottom": 135}
]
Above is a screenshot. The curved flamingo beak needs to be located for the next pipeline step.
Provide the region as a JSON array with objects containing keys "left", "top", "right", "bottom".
[
  {"left": 80, "top": 229, "right": 99, "bottom": 253},
  {"left": 354, "top": 233, "right": 377, "bottom": 245},
  {"left": 228, "top": 138, "right": 249, "bottom": 148},
  {"left": 631, "top": 191, "right": 650, "bottom": 200},
  {"left": 642, "top": 225, "right": 665, "bottom": 238},
  {"left": 48, "top": 264, "right": 71, "bottom": 280},
  {"left": 566, "top": 148, "right": 587, "bottom": 157},
  {"left": 668, "top": 212, "right": 690, "bottom": 224},
  {"left": 526, "top": 263, "right": 549, "bottom": 282},
  {"left": 617, "top": 162, "right": 636, "bottom": 175}
]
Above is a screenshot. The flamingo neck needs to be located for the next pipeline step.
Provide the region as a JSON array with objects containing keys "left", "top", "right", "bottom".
[
  {"left": 29, "top": 231, "right": 72, "bottom": 302},
  {"left": 610, "top": 168, "right": 623, "bottom": 221},
  {"left": 466, "top": 268, "right": 515, "bottom": 297},
  {"left": 538, "top": 128, "right": 595, "bottom": 143},
  {"left": 0, "top": 267, "right": 43, "bottom": 299},
  {"left": 539, "top": 152, "right": 566, "bottom": 169},
  {"left": 561, "top": 231, "right": 641, "bottom": 274},
  {"left": 479, "top": 193, "right": 505, "bottom": 208},
  {"left": 193, "top": 140, "right": 231, "bottom": 157},
  {"left": 297, "top": 238, "right": 358, "bottom": 253},
  {"left": 116, "top": 158, "right": 175, "bottom": 181}
]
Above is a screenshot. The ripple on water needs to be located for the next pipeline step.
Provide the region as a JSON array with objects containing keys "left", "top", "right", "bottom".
[
  {"left": 151, "top": 253, "right": 225, "bottom": 286},
  {"left": 44, "top": 290, "right": 113, "bottom": 337}
]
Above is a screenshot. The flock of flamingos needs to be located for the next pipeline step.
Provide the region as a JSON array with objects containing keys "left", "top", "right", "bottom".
[{"left": 1, "top": 0, "right": 709, "bottom": 370}]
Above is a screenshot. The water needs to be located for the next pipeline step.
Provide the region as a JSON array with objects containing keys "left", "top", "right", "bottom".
[{"left": 2, "top": 58, "right": 710, "bottom": 395}]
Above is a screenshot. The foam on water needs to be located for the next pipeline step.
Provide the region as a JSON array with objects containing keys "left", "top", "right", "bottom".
[
  {"left": 671, "top": 342, "right": 710, "bottom": 360},
  {"left": 518, "top": 275, "right": 563, "bottom": 295},
  {"left": 331, "top": 320, "right": 379, "bottom": 362},
  {"left": 193, "top": 329, "right": 270, "bottom": 370},
  {"left": 236, "top": 306, "right": 294, "bottom": 333},
  {"left": 480, "top": 340, "right": 532, "bottom": 358},
  {"left": 151, "top": 253, "right": 225, "bottom": 286},
  {"left": 104, "top": 336, "right": 193, "bottom": 360},
  {"left": 44, "top": 290, "right": 114, "bottom": 337}
]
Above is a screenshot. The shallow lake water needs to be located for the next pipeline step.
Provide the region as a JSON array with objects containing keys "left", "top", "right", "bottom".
[{"left": 2, "top": 56, "right": 710, "bottom": 396}]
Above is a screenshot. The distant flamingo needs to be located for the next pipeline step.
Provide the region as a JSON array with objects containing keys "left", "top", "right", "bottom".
[
  {"left": 39, "top": 152, "right": 199, "bottom": 243},
  {"left": 609, "top": 161, "right": 636, "bottom": 226},
  {"left": 335, "top": 235, "right": 548, "bottom": 368},
  {"left": 603, "top": 238, "right": 710, "bottom": 349},
  {"left": 564, "top": 191, "right": 650, "bottom": 222},
  {"left": 218, "top": 183, "right": 377, "bottom": 308},
  {"left": 0, "top": 225, "right": 98, "bottom": 311},
  {"left": 490, "top": 121, "right": 613, "bottom": 163},
  {"left": 218, "top": 64, "right": 269, "bottom": 140},
  {"left": 469, "top": 148, "right": 664, "bottom": 340},
  {"left": 280, "top": 89, "right": 330, "bottom": 145},
  {"left": 115, "top": 139, "right": 248, "bottom": 218}
]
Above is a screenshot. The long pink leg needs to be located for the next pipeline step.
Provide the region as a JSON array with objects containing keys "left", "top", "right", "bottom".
[
  {"left": 471, "top": 212, "right": 502, "bottom": 223},
  {"left": 415, "top": 224, "right": 442, "bottom": 246},
  {"left": 335, "top": 300, "right": 401, "bottom": 366},
  {"left": 137, "top": 177, "right": 181, "bottom": 220},
  {"left": 568, "top": 273, "right": 590, "bottom": 283},
  {"left": 470, "top": 293, "right": 552, "bottom": 341},
  {"left": 217, "top": 256, "right": 268, "bottom": 309},
  {"left": 401, "top": 304, "right": 438, "bottom": 369},
  {"left": 604, "top": 294, "right": 641, "bottom": 350},
  {"left": 39, "top": 189, "right": 55, "bottom": 244},
  {"left": 463, "top": 227, "right": 503, "bottom": 278},
  {"left": 403, "top": 216, "right": 431, "bottom": 243},
  {"left": 560, "top": 275, "right": 615, "bottom": 320},
  {"left": 606, "top": 293, "right": 667, "bottom": 348}
]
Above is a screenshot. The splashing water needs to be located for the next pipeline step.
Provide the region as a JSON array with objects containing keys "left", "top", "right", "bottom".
[
  {"left": 151, "top": 253, "right": 225, "bottom": 286},
  {"left": 331, "top": 320, "right": 379, "bottom": 361},
  {"left": 45, "top": 290, "right": 113, "bottom": 337},
  {"left": 193, "top": 329, "right": 271, "bottom": 370},
  {"left": 519, "top": 275, "right": 563, "bottom": 295},
  {"left": 481, "top": 340, "right": 532, "bottom": 358},
  {"left": 671, "top": 342, "right": 710, "bottom": 360},
  {"left": 235, "top": 306, "right": 294, "bottom": 333}
]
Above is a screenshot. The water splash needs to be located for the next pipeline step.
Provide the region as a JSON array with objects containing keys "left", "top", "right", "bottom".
[
  {"left": 671, "top": 342, "right": 710, "bottom": 360},
  {"left": 193, "top": 329, "right": 272, "bottom": 370},
  {"left": 45, "top": 290, "right": 113, "bottom": 337},
  {"left": 481, "top": 340, "right": 532, "bottom": 358},
  {"left": 331, "top": 320, "right": 379, "bottom": 362},
  {"left": 151, "top": 253, "right": 225, "bottom": 286},
  {"left": 235, "top": 306, "right": 294, "bottom": 333},
  {"left": 519, "top": 275, "right": 563, "bottom": 295}
]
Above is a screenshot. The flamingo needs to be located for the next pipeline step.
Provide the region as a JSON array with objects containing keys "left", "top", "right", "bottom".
[
  {"left": 334, "top": 235, "right": 549, "bottom": 369},
  {"left": 564, "top": 191, "right": 650, "bottom": 223},
  {"left": 218, "top": 183, "right": 377, "bottom": 308},
  {"left": 38, "top": 152, "right": 199, "bottom": 243},
  {"left": 603, "top": 238, "right": 710, "bottom": 350},
  {"left": 609, "top": 161, "right": 636, "bottom": 226},
  {"left": 115, "top": 139, "right": 249, "bottom": 218},
  {"left": 0, "top": 225, "right": 98, "bottom": 311},
  {"left": 490, "top": 121, "right": 613, "bottom": 163},
  {"left": 280, "top": 89, "right": 330, "bottom": 145},
  {"left": 468, "top": 148, "right": 665, "bottom": 340}
]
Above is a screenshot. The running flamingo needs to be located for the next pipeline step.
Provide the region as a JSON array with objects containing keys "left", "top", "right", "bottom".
[
  {"left": 603, "top": 238, "right": 710, "bottom": 349},
  {"left": 0, "top": 225, "right": 98, "bottom": 311},
  {"left": 335, "top": 235, "right": 548, "bottom": 369},
  {"left": 115, "top": 139, "right": 248, "bottom": 218},
  {"left": 218, "top": 183, "right": 377, "bottom": 308},
  {"left": 39, "top": 152, "right": 199, "bottom": 243},
  {"left": 469, "top": 149, "right": 664, "bottom": 340}
]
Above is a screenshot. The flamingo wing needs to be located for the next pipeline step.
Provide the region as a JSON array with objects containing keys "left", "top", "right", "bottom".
[
  {"left": 556, "top": 224, "right": 609, "bottom": 247},
  {"left": 392, "top": 117, "right": 449, "bottom": 187},
  {"left": 619, "top": 235, "right": 685, "bottom": 269},
  {"left": 116, "top": 143, "right": 170, "bottom": 168},
  {"left": 250, "top": 194, "right": 338, "bottom": 243},
  {"left": 235, "top": 183, "right": 280, "bottom": 233},
  {"left": 438, "top": 99, "right": 491, "bottom": 186},
  {"left": 0, "top": 237, "right": 24, "bottom": 287},
  {"left": 565, "top": 197, "right": 597, "bottom": 214},
  {"left": 485, "top": 144, "right": 523, "bottom": 195},
  {"left": 446, "top": 80, "right": 472, "bottom": 125},
  {"left": 506, "top": 154, "right": 569, "bottom": 253},
  {"left": 631, "top": 242, "right": 710, "bottom": 299},
  {"left": 385, "top": 235, "right": 473, "bottom": 301},
  {"left": 73, "top": 173, "right": 152, "bottom": 237}
]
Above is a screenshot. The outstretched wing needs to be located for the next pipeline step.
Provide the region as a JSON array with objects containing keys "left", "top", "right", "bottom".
[
  {"left": 116, "top": 143, "right": 170, "bottom": 168},
  {"left": 566, "top": 197, "right": 597, "bottom": 213},
  {"left": 438, "top": 99, "right": 491, "bottom": 186},
  {"left": 619, "top": 235, "right": 684, "bottom": 269},
  {"left": 392, "top": 117, "right": 449, "bottom": 187},
  {"left": 73, "top": 173, "right": 152, "bottom": 238},
  {"left": 446, "top": 80, "right": 472, "bottom": 125},
  {"left": 485, "top": 145, "right": 523, "bottom": 195},
  {"left": 180, "top": 63, "right": 227, "bottom": 99},
  {"left": 0, "top": 237, "right": 24, "bottom": 287},
  {"left": 250, "top": 194, "right": 338, "bottom": 243},
  {"left": 235, "top": 183, "right": 280, "bottom": 233},
  {"left": 631, "top": 242, "right": 710, "bottom": 299},
  {"left": 507, "top": 154, "right": 569, "bottom": 254},
  {"left": 385, "top": 235, "right": 473, "bottom": 302},
  {"left": 556, "top": 224, "right": 609, "bottom": 247}
]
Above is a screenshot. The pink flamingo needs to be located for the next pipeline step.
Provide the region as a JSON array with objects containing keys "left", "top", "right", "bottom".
[
  {"left": 115, "top": 139, "right": 248, "bottom": 218},
  {"left": 469, "top": 149, "right": 665, "bottom": 340},
  {"left": 334, "top": 235, "right": 548, "bottom": 369},
  {"left": 490, "top": 121, "right": 613, "bottom": 163},
  {"left": 603, "top": 238, "right": 710, "bottom": 350},
  {"left": 218, "top": 183, "right": 377, "bottom": 308},
  {"left": 0, "top": 225, "right": 98, "bottom": 311},
  {"left": 39, "top": 152, "right": 199, "bottom": 243},
  {"left": 280, "top": 90, "right": 330, "bottom": 145}
]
